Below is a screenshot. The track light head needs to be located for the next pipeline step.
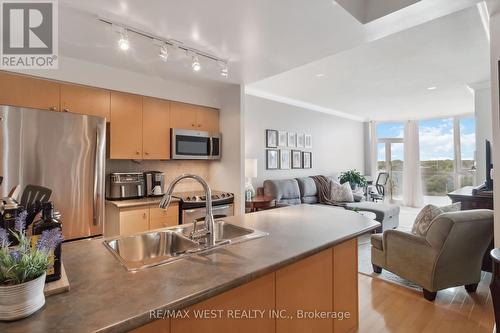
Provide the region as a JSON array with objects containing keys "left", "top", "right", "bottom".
[
  {"left": 159, "top": 44, "right": 169, "bottom": 62},
  {"left": 220, "top": 62, "right": 229, "bottom": 78},
  {"left": 117, "top": 30, "right": 129, "bottom": 51},
  {"left": 192, "top": 55, "right": 201, "bottom": 72}
]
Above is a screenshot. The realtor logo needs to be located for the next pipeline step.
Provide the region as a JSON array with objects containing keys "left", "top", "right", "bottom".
[{"left": 1, "top": 0, "right": 58, "bottom": 69}]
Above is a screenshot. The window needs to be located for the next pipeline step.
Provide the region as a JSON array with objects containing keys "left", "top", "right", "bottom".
[
  {"left": 458, "top": 117, "right": 476, "bottom": 186},
  {"left": 376, "top": 122, "right": 404, "bottom": 201}
]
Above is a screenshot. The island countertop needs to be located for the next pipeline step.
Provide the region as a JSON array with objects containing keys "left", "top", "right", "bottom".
[{"left": 0, "top": 204, "right": 380, "bottom": 333}]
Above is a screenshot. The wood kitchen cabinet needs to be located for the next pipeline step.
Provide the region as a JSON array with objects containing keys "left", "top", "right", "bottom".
[
  {"left": 119, "top": 207, "right": 150, "bottom": 236},
  {"left": 142, "top": 97, "right": 171, "bottom": 160},
  {"left": 171, "top": 273, "right": 275, "bottom": 333},
  {"left": 104, "top": 202, "right": 179, "bottom": 237},
  {"left": 109, "top": 91, "right": 143, "bottom": 159},
  {"left": 170, "top": 101, "right": 219, "bottom": 132},
  {"left": 60, "top": 84, "right": 110, "bottom": 120},
  {"left": 0, "top": 71, "right": 60, "bottom": 111},
  {"left": 276, "top": 249, "right": 333, "bottom": 333}
]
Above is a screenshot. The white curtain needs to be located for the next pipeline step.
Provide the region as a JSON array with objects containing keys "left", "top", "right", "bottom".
[
  {"left": 369, "top": 121, "right": 378, "bottom": 178},
  {"left": 403, "top": 120, "right": 423, "bottom": 207}
]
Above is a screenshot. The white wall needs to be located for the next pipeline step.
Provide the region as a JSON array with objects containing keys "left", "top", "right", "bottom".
[
  {"left": 488, "top": 0, "right": 500, "bottom": 247},
  {"left": 209, "top": 85, "right": 245, "bottom": 214},
  {"left": 471, "top": 84, "right": 493, "bottom": 183},
  {"left": 7, "top": 55, "right": 222, "bottom": 108},
  {"left": 244, "top": 95, "right": 365, "bottom": 188}
]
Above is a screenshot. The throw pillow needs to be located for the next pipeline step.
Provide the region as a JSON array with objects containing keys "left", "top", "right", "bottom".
[
  {"left": 330, "top": 181, "right": 354, "bottom": 202},
  {"left": 411, "top": 202, "right": 461, "bottom": 236}
]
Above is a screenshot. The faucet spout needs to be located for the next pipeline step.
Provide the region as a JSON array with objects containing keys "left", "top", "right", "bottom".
[{"left": 159, "top": 174, "right": 215, "bottom": 247}]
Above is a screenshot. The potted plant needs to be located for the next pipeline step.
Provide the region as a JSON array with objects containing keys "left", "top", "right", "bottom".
[
  {"left": 0, "top": 211, "right": 63, "bottom": 321},
  {"left": 339, "top": 169, "right": 368, "bottom": 190}
]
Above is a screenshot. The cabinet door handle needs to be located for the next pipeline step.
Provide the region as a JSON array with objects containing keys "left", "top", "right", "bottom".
[
  {"left": 145, "top": 152, "right": 149, "bottom": 155},
  {"left": 136, "top": 151, "right": 140, "bottom": 155},
  {"left": 143, "top": 213, "right": 147, "bottom": 219},
  {"left": 198, "top": 124, "right": 201, "bottom": 128},
  {"left": 191, "top": 123, "right": 195, "bottom": 127},
  {"left": 63, "top": 108, "right": 69, "bottom": 112},
  {"left": 49, "top": 106, "right": 57, "bottom": 111}
]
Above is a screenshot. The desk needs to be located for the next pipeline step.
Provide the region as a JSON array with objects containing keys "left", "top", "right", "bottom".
[{"left": 448, "top": 186, "right": 493, "bottom": 272}]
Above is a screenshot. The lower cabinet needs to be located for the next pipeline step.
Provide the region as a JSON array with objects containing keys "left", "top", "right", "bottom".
[
  {"left": 105, "top": 202, "right": 179, "bottom": 237},
  {"left": 132, "top": 238, "right": 359, "bottom": 333}
]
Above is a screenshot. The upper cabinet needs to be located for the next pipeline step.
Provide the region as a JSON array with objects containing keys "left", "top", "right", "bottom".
[
  {"left": 0, "top": 71, "right": 59, "bottom": 111},
  {"left": 171, "top": 102, "right": 219, "bottom": 133},
  {"left": 60, "top": 84, "right": 110, "bottom": 120},
  {"left": 142, "top": 97, "right": 170, "bottom": 160},
  {"left": 109, "top": 92, "right": 143, "bottom": 159}
]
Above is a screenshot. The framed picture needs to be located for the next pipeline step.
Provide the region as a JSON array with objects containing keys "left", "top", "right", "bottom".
[
  {"left": 266, "top": 149, "right": 279, "bottom": 169},
  {"left": 305, "top": 134, "right": 312, "bottom": 149},
  {"left": 291, "top": 150, "right": 302, "bottom": 169},
  {"left": 280, "top": 149, "right": 291, "bottom": 169},
  {"left": 278, "top": 131, "right": 288, "bottom": 147},
  {"left": 288, "top": 132, "right": 297, "bottom": 147},
  {"left": 266, "top": 129, "right": 278, "bottom": 148},
  {"left": 303, "top": 152, "right": 312, "bottom": 169},
  {"left": 297, "top": 133, "right": 305, "bottom": 148}
]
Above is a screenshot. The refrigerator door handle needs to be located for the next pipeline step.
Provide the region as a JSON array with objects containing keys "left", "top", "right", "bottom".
[{"left": 92, "top": 128, "right": 101, "bottom": 226}]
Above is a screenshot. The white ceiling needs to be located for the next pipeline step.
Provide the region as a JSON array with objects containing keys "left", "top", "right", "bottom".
[
  {"left": 57, "top": 0, "right": 483, "bottom": 91},
  {"left": 247, "top": 5, "right": 490, "bottom": 121}
]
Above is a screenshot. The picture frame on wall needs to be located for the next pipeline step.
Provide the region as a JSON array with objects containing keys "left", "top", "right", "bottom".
[
  {"left": 291, "top": 150, "right": 302, "bottom": 169},
  {"left": 266, "top": 130, "right": 278, "bottom": 148},
  {"left": 303, "top": 152, "right": 312, "bottom": 169},
  {"left": 266, "top": 149, "right": 279, "bottom": 169},
  {"left": 305, "top": 134, "right": 312, "bottom": 149},
  {"left": 278, "top": 131, "right": 288, "bottom": 147},
  {"left": 288, "top": 132, "right": 297, "bottom": 147},
  {"left": 280, "top": 149, "right": 291, "bottom": 169},
  {"left": 297, "top": 133, "right": 305, "bottom": 148}
]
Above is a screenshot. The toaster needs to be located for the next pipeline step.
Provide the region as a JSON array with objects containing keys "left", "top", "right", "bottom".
[{"left": 106, "top": 172, "right": 145, "bottom": 200}]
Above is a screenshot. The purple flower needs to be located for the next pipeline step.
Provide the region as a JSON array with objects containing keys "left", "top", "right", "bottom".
[
  {"left": 14, "top": 210, "right": 27, "bottom": 232},
  {"left": 0, "top": 228, "right": 9, "bottom": 248},
  {"left": 36, "top": 228, "right": 63, "bottom": 252},
  {"left": 9, "top": 250, "right": 20, "bottom": 262}
]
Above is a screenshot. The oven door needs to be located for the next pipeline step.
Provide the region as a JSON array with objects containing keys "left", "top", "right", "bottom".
[
  {"left": 181, "top": 204, "right": 234, "bottom": 224},
  {"left": 171, "top": 129, "right": 211, "bottom": 159}
]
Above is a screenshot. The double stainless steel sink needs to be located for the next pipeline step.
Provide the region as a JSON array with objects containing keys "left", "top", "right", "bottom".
[{"left": 104, "top": 220, "right": 268, "bottom": 271}]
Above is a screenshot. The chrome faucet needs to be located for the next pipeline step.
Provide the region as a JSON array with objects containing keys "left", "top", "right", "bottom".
[{"left": 159, "top": 174, "right": 216, "bottom": 247}]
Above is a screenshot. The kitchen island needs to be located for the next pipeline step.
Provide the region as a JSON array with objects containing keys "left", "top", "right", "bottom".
[{"left": 0, "top": 204, "right": 379, "bottom": 333}]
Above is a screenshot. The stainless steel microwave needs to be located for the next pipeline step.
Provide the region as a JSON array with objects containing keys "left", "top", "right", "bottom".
[{"left": 171, "top": 129, "right": 221, "bottom": 160}]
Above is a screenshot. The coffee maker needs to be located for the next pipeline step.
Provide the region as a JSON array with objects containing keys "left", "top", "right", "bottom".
[{"left": 144, "top": 171, "right": 165, "bottom": 197}]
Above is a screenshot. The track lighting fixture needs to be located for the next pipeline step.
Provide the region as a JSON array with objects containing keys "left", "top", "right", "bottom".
[
  {"left": 192, "top": 55, "right": 201, "bottom": 72},
  {"left": 101, "top": 18, "right": 229, "bottom": 77},
  {"left": 117, "top": 29, "right": 129, "bottom": 51}
]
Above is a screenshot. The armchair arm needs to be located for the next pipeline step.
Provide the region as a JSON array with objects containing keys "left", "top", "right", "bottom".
[{"left": 383, "top": 230, "right": 439, "bottom": 290}]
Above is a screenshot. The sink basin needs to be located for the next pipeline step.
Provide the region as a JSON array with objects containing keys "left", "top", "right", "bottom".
[
  {"left": 104, "top": 220, "right": 268, "bottom": 271},
  {"left": 104, "top": 230, "right": 199, "bottom": 271}
]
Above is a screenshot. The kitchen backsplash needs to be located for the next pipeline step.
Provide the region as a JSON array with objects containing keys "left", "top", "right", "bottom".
[{"left": 106, "top": 160, "right": 209, "bottom": 192}]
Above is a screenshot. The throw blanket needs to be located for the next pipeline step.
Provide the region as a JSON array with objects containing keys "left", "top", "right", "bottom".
[{"left": 311, "top": 175, "right": 346, "bottom": 207}]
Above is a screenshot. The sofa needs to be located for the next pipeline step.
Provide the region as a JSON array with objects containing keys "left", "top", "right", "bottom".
[
  {"left": 371, "top": 210, "right": 494, "bottom": 301},
  {"left": 263, "top": 176, "right": 399, "bottom": 232}
]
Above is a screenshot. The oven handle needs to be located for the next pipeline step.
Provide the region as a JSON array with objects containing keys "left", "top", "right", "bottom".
[{"left": 184, "top": 205, "right": 230, "bottom": 214}]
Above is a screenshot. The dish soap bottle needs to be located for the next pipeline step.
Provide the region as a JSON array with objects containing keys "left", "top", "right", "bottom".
[{"left": 31, "top": 202, "right": 62, "bottom": 282}]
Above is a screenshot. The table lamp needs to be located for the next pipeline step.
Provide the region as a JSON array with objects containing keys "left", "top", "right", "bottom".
[{"left": 245, "top": 158, "right": 258, "bottom": 199}]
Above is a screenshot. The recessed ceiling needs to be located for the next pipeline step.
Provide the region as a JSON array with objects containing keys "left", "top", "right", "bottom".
[
  {"left": 57, "top": 0, "right": 482, "bottom": 90},
  {"left": 247, "top": 5, "right": 490, "bottom": 121}
]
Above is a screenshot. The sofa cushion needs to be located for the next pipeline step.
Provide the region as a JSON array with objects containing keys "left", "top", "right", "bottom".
[
  {"left": 296, "top": 177, "right": 319, "bottom": 204},
  {"left": 330, "top": 181, "right": 354, "bottom": 202},
  {"left": 263, "top": 179, "right": 301, "bottom": 205},
  {"left": 411, "top": 202, "right": 461, "bottom": 237}
]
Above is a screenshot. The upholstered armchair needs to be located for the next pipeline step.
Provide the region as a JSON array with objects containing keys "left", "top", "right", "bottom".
[{"left": 371, "top": 209, "right": 493, "bottom": 301}]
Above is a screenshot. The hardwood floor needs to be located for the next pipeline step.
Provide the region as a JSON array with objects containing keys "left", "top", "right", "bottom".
[{"left": 358, "top": 273, "right": 495, "bottom": 333}]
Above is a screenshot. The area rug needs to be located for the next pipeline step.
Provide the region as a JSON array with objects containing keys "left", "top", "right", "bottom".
[{"left": 357, "top": 238, "right": 422, "bottom": 292}]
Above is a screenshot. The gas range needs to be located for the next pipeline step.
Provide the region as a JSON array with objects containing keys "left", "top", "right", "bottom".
[{"left": 176, "top": 190, "right": 234, "bottom": 209}]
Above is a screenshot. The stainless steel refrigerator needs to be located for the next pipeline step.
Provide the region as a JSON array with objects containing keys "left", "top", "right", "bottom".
[{"left": 0, "top": 105, "right": 106, "bottom": 240}]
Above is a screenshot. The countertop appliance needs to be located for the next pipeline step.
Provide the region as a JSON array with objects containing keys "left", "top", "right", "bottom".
[
  {"left": 171, "top": 128, "right": 221, "bottom": 160},
  {"left": 177, "top": 190, "right": 234, "bottom": 224},
  {"left": 106, "top": 173, "right": 145, "bottom": 200},
  {"left": 144, "top": 171, "right": 165, "bottom": 197},
  {"left": 0, "top": 105, "right": 106, "bottom": 240}
]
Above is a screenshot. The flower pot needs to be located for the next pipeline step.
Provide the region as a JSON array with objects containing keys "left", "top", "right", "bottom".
[{"left": 0, "top": 273, "right": 46, "bottom": 321}]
